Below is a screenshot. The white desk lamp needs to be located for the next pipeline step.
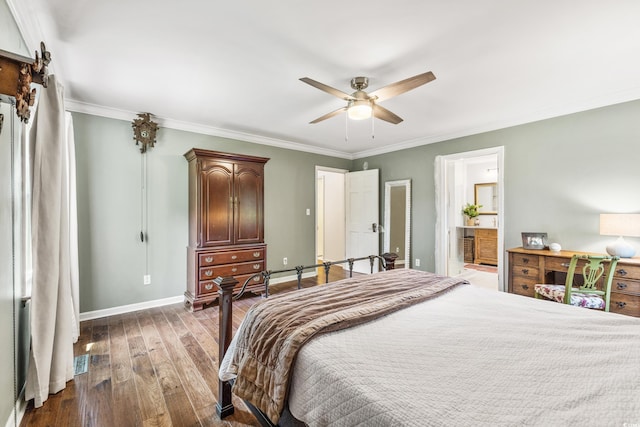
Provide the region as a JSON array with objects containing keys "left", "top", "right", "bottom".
[{"left": 599, "top": 214, "right": 640, "bottom": 258}]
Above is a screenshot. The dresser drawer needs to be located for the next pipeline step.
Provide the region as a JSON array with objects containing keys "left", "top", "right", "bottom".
[
  {"left": 512, "top": 253, "right": 539, "bottom": 267},
  {"left": 613, "top": 264, "right": 640, "bottom": 281},
  {"left": 544, "top": 257, "right": 571, "bottom": 272},
  {"left": 199, "top": 248, "right": 264, "bottom": 266},
  {"left": 199, "top": 260, "right": 264, "bottom": 280},
  {"left": 612, "top": 278, "right": 640, "bottom": 295},
  {"left": 609, "top": 292, "right": 640, "bottom": 317},
  {"left": 512, "top": 265, "right": 539, "bottom": 280},
  {"left": 512, "top": 277, "right": 537, "bottom": 297}
]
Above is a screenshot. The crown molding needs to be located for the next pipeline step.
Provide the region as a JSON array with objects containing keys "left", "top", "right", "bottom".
[{"left": 64, "top": 99, "right": 354, "bottom": 160}]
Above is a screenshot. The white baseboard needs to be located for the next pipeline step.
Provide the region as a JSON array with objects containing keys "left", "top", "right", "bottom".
[
  {"left": 79, "top": 272, "right": 319, "bottom": 321},
  {"left": 5, "top": 388, "right": 26, "bottom": 427},
  {"left": 79, "top": 295, "right": 184, "bottom": 321}
]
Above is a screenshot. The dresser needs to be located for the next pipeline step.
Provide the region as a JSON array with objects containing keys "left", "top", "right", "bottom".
[
  {"left": 184, "top": 149, "right": 269, "bottom": 311},
  {"left": 507, "top": 247, "right": 640, "bottom": 317},
  {"left": 474, "top": 228, "right": 498, "bottom": 265}
]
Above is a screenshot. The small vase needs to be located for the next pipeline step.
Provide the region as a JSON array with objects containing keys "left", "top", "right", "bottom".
[
  {"left": 474, "top": 218, "right": 480, "bottom": 226},
  {"left": 466, "top": 218, "right": 475, "bottom": 226}
]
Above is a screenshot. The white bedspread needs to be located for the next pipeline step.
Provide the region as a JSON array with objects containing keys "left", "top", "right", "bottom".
[{"left": 287, "top": 285, "right": 640, "bottom": 426}]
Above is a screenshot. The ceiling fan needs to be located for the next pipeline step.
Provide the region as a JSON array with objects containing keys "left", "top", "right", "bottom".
[{"left": 300, "top": 71, "right": 435, "bottom": 125}]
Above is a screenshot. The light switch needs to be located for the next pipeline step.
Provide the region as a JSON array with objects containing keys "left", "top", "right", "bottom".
[{"left": 306, "top": 208, "right": 310, "bottom": 215}]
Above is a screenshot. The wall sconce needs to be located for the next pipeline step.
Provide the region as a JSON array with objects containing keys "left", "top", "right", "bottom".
[{"left": 599, "top": 213, "right": 640, "bottom": 258}]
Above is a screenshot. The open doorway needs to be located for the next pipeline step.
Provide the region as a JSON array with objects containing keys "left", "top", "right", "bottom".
[
  {"left": 315, "top": 167, "right": 347, "bottom": 262},
  {"left": 434, "top": 147, "right": 505, "bottom": 291}
]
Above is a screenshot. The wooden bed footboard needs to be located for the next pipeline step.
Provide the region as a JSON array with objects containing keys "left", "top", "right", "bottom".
[{"left": 214, "top": 253, "right": 398, "bottom": 420}]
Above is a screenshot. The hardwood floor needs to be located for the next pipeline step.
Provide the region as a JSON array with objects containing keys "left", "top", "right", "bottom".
[{"left": 20, "top": 265, "right": 359, "bottom": 427}]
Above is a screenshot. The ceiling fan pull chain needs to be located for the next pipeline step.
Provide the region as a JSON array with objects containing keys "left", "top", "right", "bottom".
[
  {"left": 371, "top": 113, "right": 375, "bottom": 139},
  {"left": 345, "top": 112, "right": 349, "bottom": 142}
]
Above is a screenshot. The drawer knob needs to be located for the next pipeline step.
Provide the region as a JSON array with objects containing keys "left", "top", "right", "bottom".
[
  {"left": 521, "top": 284, "right": 529, "bottom": 290},
  {"left": 253, "top": 276, "right": 259, "bottom": 282},
  {"left": 560, "top": 263, "right": 570, "bottom": 268},
  {"left": 616, "top": 301, "right": 627, "bottom": 308},
  {"left": 232, "top": 267, "right": 237, "bottom": 272},
  {"left": 522, "top": 258, "right": 529, "bottom": 264},
  {"left": 205, "top": 256, "right": 213, "bottom": 263},
  {"left": 253, "top": 264, "right": 261, "bottom": 270},
  {"left": 616, "top": 268, "right": 628, "bottom": 276},
  {"left": 253, "top": 252, "right": 260, "bottom": 257},
  {"left": 616, "top": 282, "right": 627, "bottom": 290},
  {"left": 205, "top": 283, "right": 213, "bottom": 290},
  {"left": 204, "top": 270, "right": 213, "bottom": 277},
  {"left": 521, "top": 268, "right": 529, "bottom": 275},
  {"left": 232, "top": 255, "right": 238, "bottom": 260}
]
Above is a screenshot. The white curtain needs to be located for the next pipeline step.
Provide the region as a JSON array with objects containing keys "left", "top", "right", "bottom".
[{"left": 24, "top": 75, "right": 80, "bottom": 408}]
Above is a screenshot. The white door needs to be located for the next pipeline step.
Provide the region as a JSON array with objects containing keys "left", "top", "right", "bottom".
[{"left": 346, "top": 169, "right": 379, "bottom": 274}]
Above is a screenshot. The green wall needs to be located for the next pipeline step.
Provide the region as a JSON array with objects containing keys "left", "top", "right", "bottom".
[
  {"left": 73, "top": 113, "right": 351, "bottom": 312},
  {"left": 357, "top": 99, "right": 640, "bottom": 273},
  {"left": 76, "top": 98, "right": 640, "bottom": 313}
]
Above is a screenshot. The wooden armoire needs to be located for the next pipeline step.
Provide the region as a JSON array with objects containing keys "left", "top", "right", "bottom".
[{"left": 184, "top": 148, "right": 269, "bottom": 311}]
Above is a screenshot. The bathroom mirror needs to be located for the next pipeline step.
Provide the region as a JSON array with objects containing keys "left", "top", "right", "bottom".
[
  {"left": 475, "top": 182, "right": 497, "bottom": 215},
  {"left": 384, "top": 179, "right": 411, "bottom": 268}
]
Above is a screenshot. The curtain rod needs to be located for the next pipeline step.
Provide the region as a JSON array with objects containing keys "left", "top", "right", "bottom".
[{"left": 0, "top": 42, "right": 51, "bottom": 123}]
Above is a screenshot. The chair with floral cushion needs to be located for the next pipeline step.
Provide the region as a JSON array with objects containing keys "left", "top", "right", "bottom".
[{"left": 534, "top": 254, "right": 619, "bottom": 311}]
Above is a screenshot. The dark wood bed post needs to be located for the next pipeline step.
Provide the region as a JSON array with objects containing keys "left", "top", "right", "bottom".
[
  {"left": 382, "top": 252, "right": 398, "bottom": 270},
  {"left": 215, "top": 276, "right": 237, "bottom": 418}
]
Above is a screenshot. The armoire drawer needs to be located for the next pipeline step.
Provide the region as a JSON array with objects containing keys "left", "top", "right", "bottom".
[
  {"left": 199, "top": 248, "right": 265, "bottom": 266},
  {"left": 198, "top": 272, "right": 263, "bottom": 295},
  {"left": 199, "top": 260, "right": 264, "bottom": 280}
]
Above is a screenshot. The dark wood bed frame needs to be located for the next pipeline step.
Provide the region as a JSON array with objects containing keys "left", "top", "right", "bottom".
[{"left": 214, "top": 253, "right": 398, "bottom": 424}]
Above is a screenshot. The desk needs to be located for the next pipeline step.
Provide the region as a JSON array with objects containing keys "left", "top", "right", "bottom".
[{"left": 507, "top": 247, "right": 640, "bottom": 317}]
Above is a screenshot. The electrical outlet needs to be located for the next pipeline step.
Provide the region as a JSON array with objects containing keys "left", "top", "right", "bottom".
[
  {"left": 143, "top": 275, "right": 151, "bottom": 285},
  {"left": 395, "top": 247, "right": 400, "bottom": 253},
  {"left": 415, "top": 259, "right": 421, "bottom": 267},
  {"left": 306, "top": 208, "right": 310, "bottom": 216},
  {"left": 283, "top": 257, "right": 288, "bottom": 265}
]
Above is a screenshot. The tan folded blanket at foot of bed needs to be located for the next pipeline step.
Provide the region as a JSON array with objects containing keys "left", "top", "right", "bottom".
[{"left": 227, "top": 268, "right": 468, "bottom": 424}]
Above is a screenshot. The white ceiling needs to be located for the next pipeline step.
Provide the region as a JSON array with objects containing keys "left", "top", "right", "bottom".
[{"left": 10, "top": 0, "right": 640, "bottom": 158}]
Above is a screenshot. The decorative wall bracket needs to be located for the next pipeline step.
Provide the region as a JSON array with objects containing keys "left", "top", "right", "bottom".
[
  {"left": 132, "top": 113, "right": 159, "bottom": 153},
  {"left": 0, "top": 42, "right": 51, "bottom": 123}
]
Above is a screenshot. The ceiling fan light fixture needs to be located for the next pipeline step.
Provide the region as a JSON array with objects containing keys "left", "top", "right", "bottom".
[{"left": 347, "top": 100, "right": 372, "bottom": 120}]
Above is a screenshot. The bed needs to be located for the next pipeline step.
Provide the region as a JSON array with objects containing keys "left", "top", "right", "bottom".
[{"left": 216, "top": 266, "right": 640, "bottom": 426}]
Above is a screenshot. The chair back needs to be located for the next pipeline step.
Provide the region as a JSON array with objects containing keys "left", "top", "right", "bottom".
[{"left": 564, "top": 254, "right": 620, "bottom": 310}]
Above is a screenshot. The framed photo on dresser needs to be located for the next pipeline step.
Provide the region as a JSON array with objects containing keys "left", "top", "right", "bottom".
[{"left": 521, "top": 232, "right": 548, "bottom": 250}]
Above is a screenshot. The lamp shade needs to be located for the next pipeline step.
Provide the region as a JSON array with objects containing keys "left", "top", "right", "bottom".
[
  {"left": 600, "top": 214, "right": 640, "bottom": 258},
  {"left": 599, "top": 214, "right": 640, "bottom": 237}
]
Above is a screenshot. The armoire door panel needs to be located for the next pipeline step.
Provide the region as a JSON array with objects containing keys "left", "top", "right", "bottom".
[
  {"left": 234, "top": 162, "right": 264, "bottom": 244},
  {"left": 201, "top": 161, "right": 234, "bottom": 246}
]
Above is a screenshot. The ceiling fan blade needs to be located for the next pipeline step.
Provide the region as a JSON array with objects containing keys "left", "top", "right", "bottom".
[
  {"left": 369, "top": 71, "right": 436, "bottom": 103},
  {"left": 300, "top": 77, "right": 355, "bottom": 100},
  {"left": 372, "top": 104, "right": 403, "bottom": 124},
  {"left": 309, "top": 106, "right": 348, "bottom": 124}
]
